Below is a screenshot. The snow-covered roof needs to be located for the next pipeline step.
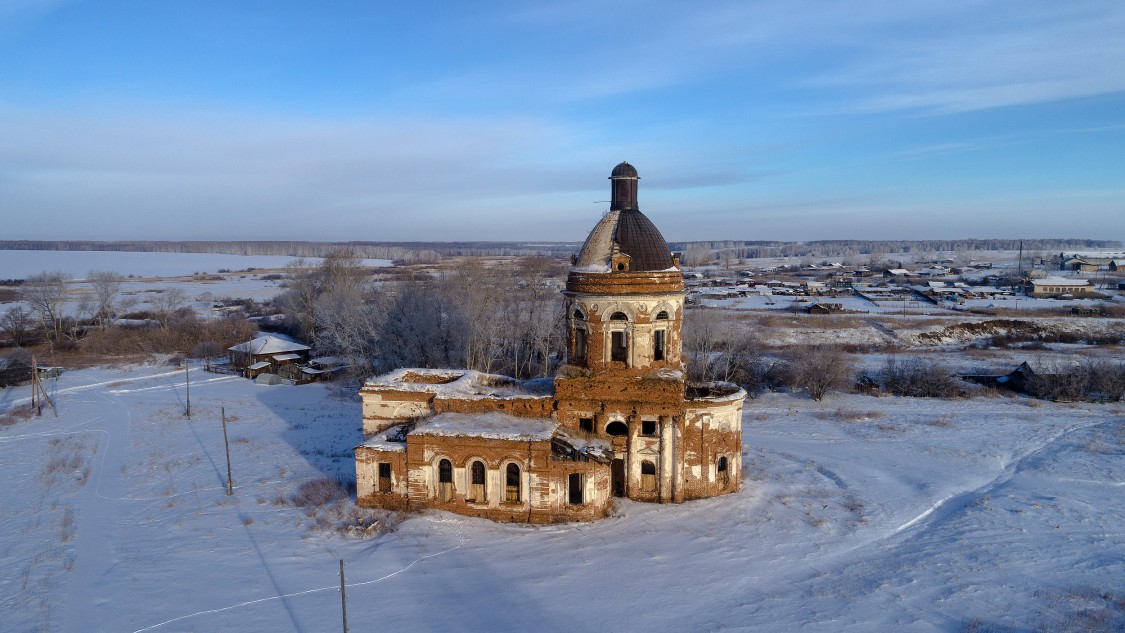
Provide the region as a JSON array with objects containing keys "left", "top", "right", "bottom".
[
  {"left": 553, "top": 429, "right": 613, "bottom": 463},
  {"left": 362, "top": 368, "right": 554, "bottom": 399},
  {"left": 272, "top": 353, "right": 302, "bottom": 361},
  {"left": 356, "top": 425, "right": 409, "bottom": 452},
  {"left": 228, "top": 335, "right": 310, "bottom": 355},
  {"left": 248, "top": 361, "right": 271, "bottom": 370},
  {"left": 1031, "top": 278, "right": 1092, "bottom": 286},
  {"left": 411, "top": 412, "right": 558, "bottom": 441}
]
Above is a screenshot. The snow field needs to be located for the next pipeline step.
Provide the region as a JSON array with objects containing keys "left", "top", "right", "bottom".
[{"left": 1, "top": 366, "right": 1122, "bottom": 632}]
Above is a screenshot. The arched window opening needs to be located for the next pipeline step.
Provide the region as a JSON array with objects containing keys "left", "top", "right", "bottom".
[
  {"left": 610, "top": 312, "right": 628, "bottom": 321},
  {"left": 469, "top": 461, "right": 486, "bottom": 503},
  {"left": 655, "top": 310, "right": 669, "bottom": 320},
  {"left": 573, "top": 309, "right": 584, "bottom": 321},
  {"left": 641, "top": 460, "right": 657, "bottom": 493},
  {"left": 605, "top": 421, "right": 628, "bottom": 437},
  {"left": 505, "top": 463, "right": 521, "bottom": 503},
  {"left": 438, "top": 459, "right": 453, "bottom": 502}
]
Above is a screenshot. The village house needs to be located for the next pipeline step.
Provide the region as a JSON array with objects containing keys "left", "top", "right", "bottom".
[
  {"left": 227, "top": 335, "right": 311, "bottom": 379},
  {"left": 354, "top": 163, "right": 748, "bottom": 523},
  {"left": 1028, "top": 277, "right": 1098, "bottom": 298}
]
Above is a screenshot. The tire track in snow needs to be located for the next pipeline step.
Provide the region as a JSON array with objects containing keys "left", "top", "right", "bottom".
[{"left": 890, "top": 418, "right": 1110, "bottom": 537}]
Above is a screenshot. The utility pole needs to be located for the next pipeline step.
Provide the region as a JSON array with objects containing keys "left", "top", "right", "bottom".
[
  {"left": 31, "top": 355, "right": 38, "bottom": 413},
  {"left": 339, "top": 559, "right": 349, "bottom": 633},
  {"left": 184, "top": 362, "right": 191, "bottom": 418},
  {"left": 221, "top": 406, "right": 233, "bottom": 495},
  {"left": 30, "top": 356, "right": 57, "bottom": 417}
]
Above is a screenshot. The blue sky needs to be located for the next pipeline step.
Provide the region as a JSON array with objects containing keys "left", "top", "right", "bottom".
[{"left": 2, "top": 0, "right": 1123, "bottom": 243}]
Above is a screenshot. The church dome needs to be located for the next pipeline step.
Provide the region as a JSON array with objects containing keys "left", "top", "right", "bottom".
[
  {"left": 610, "top": 161, "right": 639, "bottom": 178},
  {"left": 573, "top": 163, "right": 675, "bottom": 272}
]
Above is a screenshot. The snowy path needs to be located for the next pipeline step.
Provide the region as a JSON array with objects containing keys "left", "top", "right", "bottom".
[{"left": 61, "top": 392, "right": 130, "bottom": 632}]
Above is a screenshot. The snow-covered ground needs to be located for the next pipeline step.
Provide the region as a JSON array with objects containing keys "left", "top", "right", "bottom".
[{"left": 3, "top": 365, "right": 1122, "bottom": 632}]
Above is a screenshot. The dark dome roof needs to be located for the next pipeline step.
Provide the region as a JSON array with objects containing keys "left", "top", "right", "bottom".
[
  {"left": 610, "top": 161, "right": 638, "bottom": 178},
  {"left": 574, "top": 208, "right": 674, "bottom": 272},
  {"left": 615, "top": 209, "right": 674, "bottom": 270}
]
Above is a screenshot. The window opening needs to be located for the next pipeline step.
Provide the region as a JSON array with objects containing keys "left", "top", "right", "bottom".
[
  {"left": 579, "top": 417, "right": 593, "bottom": 433},
  {"left": 378, "top": 462, "right": 392, "bottom": 493},
  {"left": 469, "top": 461, "right": 486, "bottom": 503},
  {"left": 605, "top": 421, "right": 628, "bottom": 437},
  {"left": 573, "top": 309, "right": 584, "bottom": 321},
  {"left": 438, "top": 459, "right": 453, "bottom": 502},
  {"left": 641, "top": 460, "right": 657, "bottom": 493},
  {"left": 575, "top": 327, "right": 587, "bottom": 361},
  {"left": 655, "top": 310, "right": 669, "bottom": 320},
  {"left": 568, "top": 473, "right": 583, "bottom": 505},
  {"left": 718, "top": 456, "right": 730, "bottom": 487},
  {"left": 610, "top": 312, "right": 628, "bottom": 321},
  {"left": 653, "top": 329, "right": 665, "bottom": 361},
  {"left": 611, "top": 331, "right": 628, "bottom": 362},
  {"left": 641, "top": 420, "right": 657, "bottom": 436},
  {"left": 505, "top": 463, "right": 521, "bottom": 503}
]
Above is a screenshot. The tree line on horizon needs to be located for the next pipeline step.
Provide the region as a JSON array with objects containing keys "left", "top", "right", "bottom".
[{"left": 1, "top": 238, "right": 1117, "bottom": 266}]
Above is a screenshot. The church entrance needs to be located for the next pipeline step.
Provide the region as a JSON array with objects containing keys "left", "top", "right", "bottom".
[{"left": 611, "top": 458, "right": 626, "bottom": 497}]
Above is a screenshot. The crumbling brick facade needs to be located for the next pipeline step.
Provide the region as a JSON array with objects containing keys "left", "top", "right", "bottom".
[{"left": 354, "top": 162, "right": 746, "bottom": 523}]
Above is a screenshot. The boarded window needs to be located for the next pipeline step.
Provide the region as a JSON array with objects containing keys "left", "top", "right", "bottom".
[
  {"left": 469, "top": 461, "right": 486, "bottom": 503},
  {"left": 641, "top": 420, "right": 657, "bottom": 436},
  {"left": 641, "top": 460, "right": 657, "bottom": 493},
  {"left": 437, "top": 459, "right": 453, "bottom": 502},
  {"left": 579, "top": 417, "right": 593, "bottom": 433},
  {"left": 505, "top": 463, "right": 521, "bottom": 503},
  {"left": 653, "top": 329, "right": 665, "bottom": 361},
  {"left": 568, "top": 473, "right": 583, "bottom": 505},
  {"left": 378, "top": 462, "right": 391, "bottom": 493}
]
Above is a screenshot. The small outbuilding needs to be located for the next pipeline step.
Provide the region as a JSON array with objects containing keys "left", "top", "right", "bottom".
[{"left": 227, "top": 335, "right": 311, "bottom": 378}]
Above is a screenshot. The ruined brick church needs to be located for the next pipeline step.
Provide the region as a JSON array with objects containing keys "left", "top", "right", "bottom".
[{"left": 355, "top": 162, "right": 746, "bottom": 523}]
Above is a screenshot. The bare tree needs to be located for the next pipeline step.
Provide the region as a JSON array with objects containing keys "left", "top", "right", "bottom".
[
  {"left": 683, "top": 245, "right": 714, "bottom": 267},
  {"left": 786, "top": 344, "right": 853, "bottom": 401},
  {"left": 151, "top": 288, "right": 187, "bottom": 326},
  {"left": 683, "top": 310, "right": 763, "bottom": 385},
  {"left": 21, "top": 270, "right": 71, "bottom": 342},
  {"left": 192, "top": 340, "right": 226, "bottom": 370},
  {"left": 88, "top": 270, "right": 123, "bottom": 328},
  {"left": 1, "top": 306, "right": 34, "bottom": 347},
  {"left": 876, "top": 357, "right": 966, "bottom": 398}
]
